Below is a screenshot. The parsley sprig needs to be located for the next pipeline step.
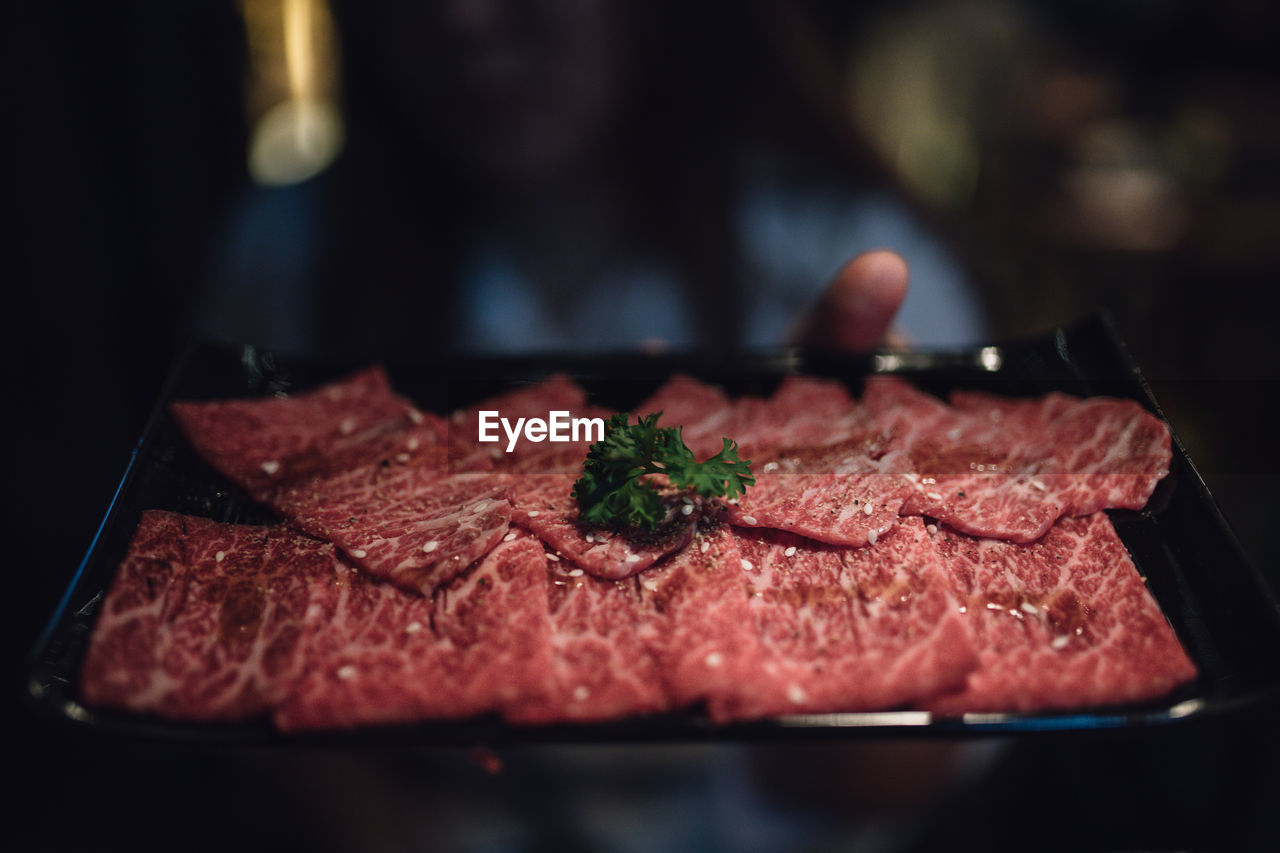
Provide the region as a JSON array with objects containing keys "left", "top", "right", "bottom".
[{"left": 572, "top": 412, "right": 755, "bottom": 532}]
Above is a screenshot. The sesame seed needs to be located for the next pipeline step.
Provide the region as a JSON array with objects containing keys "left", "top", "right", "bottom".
[
  {"left": 422, "top": 540, "right": 439, "bottom": 553},
  {"left": 1021, "top": 602, "right": 1039, "bottom": 615},
  {"left": 741, "top": 515, "right": 758, "bottom": 525},
  {"left": 867, "top": 529, "right": 879, "bottom": 546},
  {"left": 787, "top": 685, "right": 807, "bottom": 705},
  {"left": 926, "top": 524, "right": 938, "bottom": 535},
  {"left": 642, "top": 578, "right": 659, "bottom": 592},
  {"left": 700, "top": 540, "right": 710, "bottom": 554},
  {"left": 527, "top": 510, "right": 540, "bottom": 517},
  {"left": 568, "top": 568, "right": 583, "bottom": 577},
  {"left": 408, "top": 409, "right": 425, "bottom": 424},
  {"left": 573, "top": 686, "right": 590, "bottom": 701},
  {"left": 546, "top": 553, "right": 560, "bottom": 562},
  {"left": 927, "top": 492, "right": 943, "bottom": 501},
  {"left": 863, "top": 502, "right": 874, "bottom": 516},
  {"left": 215, "top": 551, "right": 225, "bottom": 563},
  {"left": 705, "top": 652, "right": 724, "bottom": 668},
  {"left": 396, "top": 452, "right": 411, "bottom": 463},
  {"left": 406, "top": 437, "right": 420, "bottom": 451},
  {"left": 502, "top": 532, "right": 517, "bottom": 542},
  {"left": 624, "top": 553, "right": 642, "bottom": 564},
  {"left": 763, "top": 462, "right": 779, "bottom": 473},
  {"left": 260, "top": 460, "right": 281, "bottom": 475},
  {"left": 406, "top": 621, "right": 423, "bottom": 634},
  {"left": 1031, "top": 479, "right": 1047, "bottom": 492},
  {"left": 337, "top": 665, "right": 356, "bottom": 680},
  {"left": 784, "top": 546, "right": 797, "bottom": 557},
  {"left": 584, "top": 533, "right": 595, "bottom": 543},
  {"left": 681, "top": 504, "right": 694, "bottom": 516},
  {"left": 740, "top": 559, "right": 754, "bottom": 571},
  {"left": 1051, "top": 636, "right": 1069, "bottom": 650},
  {"left": 350, "top": 549, "right": 368, "bottom": 558}
]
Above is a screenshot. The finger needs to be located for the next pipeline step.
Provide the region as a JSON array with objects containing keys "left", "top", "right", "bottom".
[{"left": 800, "top": 250, "right": 909, "bottom": 352}]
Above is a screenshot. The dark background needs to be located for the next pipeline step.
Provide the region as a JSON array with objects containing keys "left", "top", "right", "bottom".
[{"left": 6, "top": 1, "right": 1279, "bottom": 850}]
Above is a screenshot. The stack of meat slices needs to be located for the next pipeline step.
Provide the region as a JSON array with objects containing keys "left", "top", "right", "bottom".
[{"left": 80, "top": 368, "right": 1197, "bottom": 731}]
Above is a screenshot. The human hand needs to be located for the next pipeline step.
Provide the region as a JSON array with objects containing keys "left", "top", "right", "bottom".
[{"left": 793, "top": 249, "right": 909, "bottom": 351}]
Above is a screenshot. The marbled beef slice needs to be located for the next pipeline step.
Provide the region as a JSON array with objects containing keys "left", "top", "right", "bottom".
[
  {"left": 80, "top": 512, "right": 342, "bottom": 721},
  {"left": 923, "top": 513, "right": 1196, "bottom": 715}
]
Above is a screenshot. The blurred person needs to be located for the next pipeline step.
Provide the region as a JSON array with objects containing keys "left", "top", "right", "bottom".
[
  {"left": 185, "top": 1, "right": 996, "bottom": 850},
  {"left": 190, "top": 0, "right": 986, "bottom": 357}
]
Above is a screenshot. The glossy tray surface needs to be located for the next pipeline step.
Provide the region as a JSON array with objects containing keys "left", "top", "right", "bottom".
[{"left": 26, "top": 315, "right": 1280, "bottom": 742}]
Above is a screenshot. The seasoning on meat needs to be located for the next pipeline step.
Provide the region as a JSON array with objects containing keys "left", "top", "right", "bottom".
[
  {"left": 509, "top": 472, "right": 695, "bottom": 579},
  {"left": 172, "top": 368, "right": 513, "bottom": 595},
  {"left": 276, "top": 532, "right": 555, "bottom": 731},
  {"left": 505, "top": 548, "right": 668, "bottom": 724},
  {"left": 923, "top": 513, "right": 1197, "bottom": 715},
  {"left": 723, "top": 518, "right": 979, "bottom": 721},
  {"left": 81, "top": 368, "right": 1194, "bottom": 731},
  {"left": 170, "top": 366, "right": 426, "bottom": 500},
  {"left": 862, "top": 376, "right": 1172, "bottom": 542},
  {"left": 80, "top": 511, "right": 342, "bottom": 721}
]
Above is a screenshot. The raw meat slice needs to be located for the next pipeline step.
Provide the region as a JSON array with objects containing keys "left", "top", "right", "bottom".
[
  {"left": 170, "top": 366, "right": 433, "bottom": 500},
  {"left": 505, "top": 550, "right": 668, "bottom": 724},
  {"left": 768, "top": 375, "right": 857, "bottom": 424},
  {"left": 726, "top": 376, "right": 861, "bottom": 460},
  {"left": 635, "top": 375, "right": 851, "bottom": 463},
  {"left": 950, "top": 390, "right": 1172, "bottom": 515},
  {"left": 724, "top": 518, "right": 979, "bottom": 720},
  {"left": 275, "top": 533, "right": 554, "bottom": 731},
  {"left": 636, "top": 526, "right": 769, "bottom": 720},
  {"left": 633, "top": 375, "right": 736, "bottom": 460},
  {"left": 641, "top": 377, "right": 909, "bottom": 547},
  {"left": 272, "top": 465, "right": 514, "bottom": 596},
  {"left": 886, "top": 381, "right": 1066, "bottom": 543},
  {"left": 80, "top": 511, "right": 341, "bottom": 721},
  {"left": 170, "top": 364, "right": 502, "bottom": 593},
  {"left": 508, "top": 472, "right": 695, "bottom": 579},
  {"left": 637, "top": 372, "right": 868, "bottom": 466},
  {"left": 428, "top": 534, "right": 555, "bottom": 713},
  {"left": 862, "top": 377, "right": 1171, "bottom": 542},
  {"left": 727, "top": 434, "right": 914, "bottom": 546},
  {"left": 923, "top": 513, "right": 1197, "bottom": 715}
]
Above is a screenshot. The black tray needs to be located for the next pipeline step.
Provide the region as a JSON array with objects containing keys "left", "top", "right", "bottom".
[{"left": 25, "top": 314, "right": 1280, "bottom": 743}]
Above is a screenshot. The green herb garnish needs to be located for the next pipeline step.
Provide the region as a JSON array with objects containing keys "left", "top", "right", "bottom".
[{"left": 572, "top": 412, "right": 754, "bottom": 532}]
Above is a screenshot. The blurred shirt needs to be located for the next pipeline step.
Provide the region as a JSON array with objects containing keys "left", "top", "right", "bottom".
[{"left": 197, "top": 154, "right": 985, "bottom": 355}]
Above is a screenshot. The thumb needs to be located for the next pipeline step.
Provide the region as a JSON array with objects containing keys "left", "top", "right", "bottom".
[{"left": 797, "top": 250, "right": 909, "bottom": 352}]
